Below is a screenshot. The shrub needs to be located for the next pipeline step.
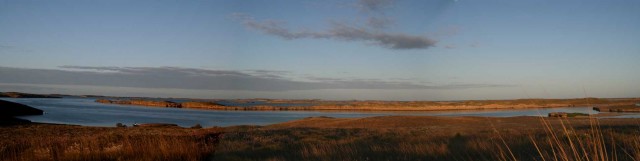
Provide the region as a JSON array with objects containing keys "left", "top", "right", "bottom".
[{"left": 116, "top": 123, "right": 127, "bottom": 128}]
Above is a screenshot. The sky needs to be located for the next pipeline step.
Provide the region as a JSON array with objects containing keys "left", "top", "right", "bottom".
[{"left": 0, "top": 0, "right": 639, "bottom": 100}]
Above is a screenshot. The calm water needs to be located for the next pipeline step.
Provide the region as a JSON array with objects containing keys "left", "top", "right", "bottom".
[{"left": 1, "top": 98, "right": 608, "bottom": 127}]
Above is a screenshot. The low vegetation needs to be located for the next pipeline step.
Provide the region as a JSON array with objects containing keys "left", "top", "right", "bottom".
[
  {"left": 566, "top": 112, "right": 591, "bottom": 117},
  {"left": 0, "top": 124, "right": 222, "bottom": 161},
  {"left": 216, "top": 116, "right": 640, "bottom": 161},
  {"left": 594, "top": 105, "right": 640, "bottom": 112},
  {"left": 2, "top": 116, "right": 640, "bottom": 161}
]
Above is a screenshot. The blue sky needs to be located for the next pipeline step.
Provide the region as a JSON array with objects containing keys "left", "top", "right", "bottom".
[{"left": 1, "top": 0, "right": 639, "bottom": 100}]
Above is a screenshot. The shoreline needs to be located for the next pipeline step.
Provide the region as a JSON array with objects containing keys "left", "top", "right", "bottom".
[
  {"left": 91, "top": 97, "right": 639, "bottom": 112},
  {"left": 11, "top": 113, "right": 631, "bottom": 129},
  {"left": 2, "top": 91, "right": 638, "bottom": 112}
]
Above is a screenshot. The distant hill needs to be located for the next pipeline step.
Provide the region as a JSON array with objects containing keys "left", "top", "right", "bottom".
[
  {"left": 0, "top": 92, "right": 62, "bottom": 98},
  {"left": 0, "top": 99, "right": 44, "bottom": 117},
  {"left": 0, "top": 99, "right": 43, "bottom": 125}
]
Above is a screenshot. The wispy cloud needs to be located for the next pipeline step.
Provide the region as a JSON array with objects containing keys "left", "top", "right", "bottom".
[
  {"left": 232, "top": 0, "right": 438, "bottom": 50},
  {"left": 357, "top": 0, "right": 395, "bottom": 12},
  {"left": 0, "top": 66, "right": 512, "bottom": 91},
  {"left": 0, "top": 44, "right": 14, "bottom": 49},
  {"left": 59, "top": 66, "right": 252, "bottom": 77},
  {"left": 0, "top": 44, "right": 33, "bottom": 53},
  {"left": 357, "top": 0, "right": 394, "bottom": 29}
]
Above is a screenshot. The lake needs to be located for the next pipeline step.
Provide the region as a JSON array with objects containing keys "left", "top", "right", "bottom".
[{"left": 1, "top": 98, "right": 610, "bottom": 127}]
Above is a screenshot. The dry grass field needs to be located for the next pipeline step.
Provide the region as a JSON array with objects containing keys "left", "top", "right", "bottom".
[
  {"left": 3, "top": 116, "right": 640, "bottom": 161},
  {"left": 217, "top": 116, "right": 640, "bottom": 161},
  {"left": 0, "top": 124, "right": 222, "bottom": 161}
]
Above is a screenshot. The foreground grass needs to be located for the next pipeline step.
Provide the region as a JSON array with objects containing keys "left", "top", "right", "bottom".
[
  {"left": 2, "top": 116, "right": 640, "bottom": 161},
  {"left": 0, "top": 124, "right": 222, "bottom": 161},
  {"left": 217, "top": 116, "right": 640, "bottom": 161}
]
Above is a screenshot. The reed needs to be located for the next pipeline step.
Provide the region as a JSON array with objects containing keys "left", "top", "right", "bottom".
[{"left": 515, "top": 116, "right": 640, "bottom": 161}]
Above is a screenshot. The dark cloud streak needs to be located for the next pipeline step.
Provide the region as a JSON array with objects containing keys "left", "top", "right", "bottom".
[
  {"left": 233, "top": 14, "right": 436, "bottom": 50},
  {"left": 0, "top": 66, "right": 511, "bottom": 91},
  {"left": 231, "top": 0, "right": 439, "bottom": 50},
  {"left": 357, "top": 0, "right": 395, "bottom": 12}
]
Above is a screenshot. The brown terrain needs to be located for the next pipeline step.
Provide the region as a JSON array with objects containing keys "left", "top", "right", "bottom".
[
  {"left": 4, "top": 91, "right": 636, "bottom": 111},
  {"left": 262, "top": 115, "right": 636, "bottom": 130},
  {"left": 94, "top": 97, "right": 640, "bottom": 111},
  {"left": 594, "top": 105, "right": 640, "bottom": 112},
  {"left": 0, "top": 124, "right": 223, "bottom": 161},
  {"left": 3, "top": 115, "right": 640, "bottom": 161},
  {"left": 217, "top": 116, "right": 640, "bottom": 161},
  {"left": 96, "top": 99, "right": 226, "bottom": 109},
  {"left": 3, "top": 96, "right": 640, "bottom": 160}
]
